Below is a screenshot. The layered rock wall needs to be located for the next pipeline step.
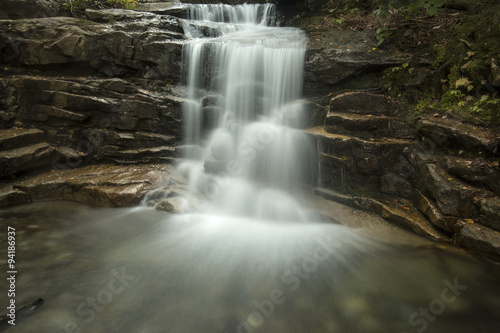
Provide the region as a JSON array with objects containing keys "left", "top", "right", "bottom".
[{"left": 0, "top": 4, "right": 187, "bottom": 179}]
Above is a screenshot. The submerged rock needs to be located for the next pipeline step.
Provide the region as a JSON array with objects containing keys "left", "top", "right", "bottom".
[{"left": 156, "top": 196, "right": 189, "bottom": 214}]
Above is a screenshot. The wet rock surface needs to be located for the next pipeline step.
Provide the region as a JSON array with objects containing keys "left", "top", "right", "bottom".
[
  {"left": 455, "top": 220, "right": 500, "bottom": 259},
  {"left": 0, "top": 76, "right": 183, "bottom": 175},
  {"left": 417, "top": 117, "right": 500, "bottom": 156},
  {"left": 0, "top": 2, "right": 187, "bottom": 182},
  {"left": 313, "top": 91, "right": 500, "bottom": 260},
  {"left": 0, "top": 163, "right": 174, "bottom": 207},
  {"left": 303, "top": 29, "right": 415, "bottom": 97}
]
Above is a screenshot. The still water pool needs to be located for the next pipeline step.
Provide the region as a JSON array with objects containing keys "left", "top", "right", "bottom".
[{"left": 0, "top": 201, "right": 499, "bottom": 333}]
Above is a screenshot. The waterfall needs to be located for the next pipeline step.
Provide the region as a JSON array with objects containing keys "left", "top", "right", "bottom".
[{"left": 180, "top": 3, "right": 317, "bottom": 221}]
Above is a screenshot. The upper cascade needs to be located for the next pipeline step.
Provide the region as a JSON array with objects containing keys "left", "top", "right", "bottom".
[{"left": 185, "top": 3, "right": 276, "bottom": 25}]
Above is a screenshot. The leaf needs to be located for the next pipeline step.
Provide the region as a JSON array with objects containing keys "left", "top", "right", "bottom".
[
  {"left": 434, "top": 0, "right": 446, "bottom": 7},
  {"left": 377, "top": 38, "right": 384, "bottom": 47},
  {"left": 427, "top": 6, "right": 438, "bottom": 16}
]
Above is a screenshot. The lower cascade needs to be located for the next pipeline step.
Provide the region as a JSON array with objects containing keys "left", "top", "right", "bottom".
[{"left": 179, "top": 3, "right": 318, "bottom": 221}]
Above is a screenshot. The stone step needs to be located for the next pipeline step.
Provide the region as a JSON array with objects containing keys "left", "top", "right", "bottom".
[
  {"left": 35, "top": 105, "right": 90, "bottom": 122},
  {"left": 325, "top": 112, "right": 393, "bottom": 132},
  {"left": 0, "top": 128, "right": 45, "bottom": 150},
  {"left": 100, "top": 145, "right": 176, "bottom": 163},
  {"left": 102, "top": 131, "right": 177, "bottom": 149},
  {"left": 417, "top": 117, "right": 500, "bottom": 156},
  {"left": 416, "top": 163, "right": 485, "bottom": 218},
  {"left": 413, "top": 190, "right": 458, "bottom": 232},
  {"left": 315, "top": 187, "right": 450, "bottom": 242},
  {"left": 46, "top": 90, "right": 118, "bottom": 113},
  {"left": 320, "top": 152, "right": 354, "bottom": 169},
  {"left": 330, "top": 92, "right": 400, "bottom": 116},
  {"left": 305, "top": 126, "right": 413, "bottom": 157},
  {"left": 439, "top": 155, "right": 500, "bottom": 194},
  {"left": 136, "top": 2, "right": 186, "bottom": 16},
  {"left": 10, "top": 163, "right": 175, "bottom": 207},
  {"left": 0, "top": 185, "right": 30, "bottom": 208},
  {"left": 0, "top": 142, "right": 56, "bottom": 177}
]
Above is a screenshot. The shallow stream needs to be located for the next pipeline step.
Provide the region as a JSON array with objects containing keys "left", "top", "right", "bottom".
[{"left": 1, "top": 201, "right": 499, "bottom": 333}]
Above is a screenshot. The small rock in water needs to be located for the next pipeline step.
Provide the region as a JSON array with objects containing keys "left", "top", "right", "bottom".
[{"left": 156, "top": 197, "right": 189, "bottom": 214}]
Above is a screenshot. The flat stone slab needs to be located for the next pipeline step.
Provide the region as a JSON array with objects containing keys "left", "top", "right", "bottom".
[
  {"left": 417, "top": 117, "right": 500, "bottom": 156},
  {"left": 306, "top": 126, "right": 413, "bottom": 175},
  {"left": 325, "top": 112, "right": 392, "bottom": 132},
  {"left": 136, "top": 2, "right": 186, "bottom": 16},
  {"left": 315, "top": 187, "right": 450, "bottom": 243},
  {"left": 0, "top": 142, "right": 56, "bottom": 177},
  {"left": 329, "top": 92, "right": 400, "bottom": 116},
  {"left": 305, "top": 126, "right": 413, "bottom": 151},
  {"left": 7, "top": 163, "right": 175, "bottom": 207},
  {"left": 0, "top": 128, "right": 45, "bottom": 150},
  {"left": 440, "top": 155, "right": 500, "bottom": 194}
]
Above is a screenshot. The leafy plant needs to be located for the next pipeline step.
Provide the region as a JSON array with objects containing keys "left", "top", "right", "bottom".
[
  {"left": 376, "top": 26, "right": 390, "bottom": 46},
  {"left": 375, "top": 0, "right": 446, "bottom": 18},
  {"left": 329, "top": 17, "right": 346, "bottom": 25}
]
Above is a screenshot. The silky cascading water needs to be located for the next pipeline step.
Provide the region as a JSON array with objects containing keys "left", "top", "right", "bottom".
[{"left": 179, "top": 3, "right": 319, "bottom": 221}]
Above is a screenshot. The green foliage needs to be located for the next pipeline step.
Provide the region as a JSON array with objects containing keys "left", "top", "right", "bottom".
[
  {"left": 374, "top": 0, "right": 446, "bottom": 18},
  {"left": 432, "top": 46, "right": 447, "bottom": 69},
  {"left": 329, "top": 17, "right": 346, "bottom": 25},
  {"left": 64, "top": 0, "right": 137, "bottom": 16},
  {"left": 382, "top": 63, "right": 418, "bottom": 97},
  {"left": 376, "top": 26, "right": 390, "bottom": 46}
]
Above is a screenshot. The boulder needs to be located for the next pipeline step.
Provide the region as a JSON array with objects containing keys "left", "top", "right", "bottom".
[
  {"left": 413, "top": 190, "right": 458, "bottom": 232},
  {"left": 416, "top": 163, "right": 483, "bottom": 217},
  {"left": 440, "top": 155, "right": 500, "bottom": 194},
  {"left": 478, "top": 197, "right": 500, "bottom": 232},
  {"left": 0, "top": 186, "right": 31, "bottom": 208},
  {"left": 417, "top": 117, "right": 500, "bottom": 156},
  {"left": 455, "top": 220, "right": 500, "bottom": 259}
]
